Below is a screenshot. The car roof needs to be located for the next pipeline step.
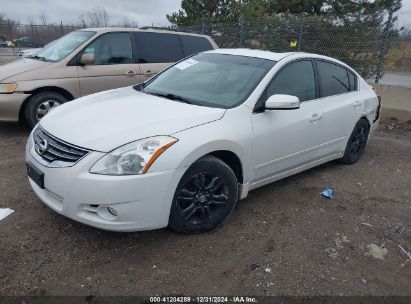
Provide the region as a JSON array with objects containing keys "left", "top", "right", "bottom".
[
  {"left": 78, "top": 27, "right": 211, "bottom": 39},
  {"left": 206, "top": 48, "right": 300, "bottom": 61},
  {"left": 204, "top": 48, "right": 354, "bottom": 71}
]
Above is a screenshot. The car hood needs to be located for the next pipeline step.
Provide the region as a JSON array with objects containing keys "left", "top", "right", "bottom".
[
  {"left": 0, "top": 58, "right": 51, "bottom": 82},
  {"left": 40, "top": 86, "right": 226, "bottom": 152}
]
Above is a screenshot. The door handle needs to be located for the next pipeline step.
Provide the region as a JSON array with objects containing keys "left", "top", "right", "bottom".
[
  {"left": 309, "top": 113, "right": 322, "bottom": 122},
  {"left": 125, "top": 70, "right": 137, "bottom": 77},
  {"left": 353, "top": 101, "right": 362, "bottom": 108}
]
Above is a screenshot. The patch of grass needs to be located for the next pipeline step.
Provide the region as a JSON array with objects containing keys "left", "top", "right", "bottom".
[{"left": 385, "top": 42, "right": 411, "bottom": 72}]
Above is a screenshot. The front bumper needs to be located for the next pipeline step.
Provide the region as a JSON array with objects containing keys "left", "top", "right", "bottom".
[
  {"left": 0, "top": 93, "right": 31, "bottom": 122},
  {"left": 25, "top": 135, "right": 186, "bottom": 232}
]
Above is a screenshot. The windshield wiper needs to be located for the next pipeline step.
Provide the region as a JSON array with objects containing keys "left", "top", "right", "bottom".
[
  {"left": 29, "top": 55, "right": 48, "bottom": 61},
  {"left": 145, "top": 91, "right": 192, "bottom": 104},
  {"left": 133, "top": 82, "right": 146, "bottom": 92}
]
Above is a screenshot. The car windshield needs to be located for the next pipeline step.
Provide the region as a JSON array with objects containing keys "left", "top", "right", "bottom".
[
  {"left": 33, "top": 31, "right": 95, "bottom": 62},
  {"left": 141, "top": 53, "right": 275, "bottom": 108}
]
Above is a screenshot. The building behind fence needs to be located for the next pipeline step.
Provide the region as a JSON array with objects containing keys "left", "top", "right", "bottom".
[{"left": 0, "top": 11, "right": 410, "bottom": 86}]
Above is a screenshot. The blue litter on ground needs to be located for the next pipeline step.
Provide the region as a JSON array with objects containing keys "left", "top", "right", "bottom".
[{"left": 321, "top": 188, "right": 333, "bottom": 199}]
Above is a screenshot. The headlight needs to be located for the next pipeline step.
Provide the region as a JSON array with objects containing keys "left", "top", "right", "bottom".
[
  {"left": 0, "top": 83, "right": 17, "bottom": 94},
  {"left": 90, "top": 136, "right": 178, "bottom": 175}
]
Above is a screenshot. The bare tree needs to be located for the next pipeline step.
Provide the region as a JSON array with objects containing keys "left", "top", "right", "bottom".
[
  {"left": 38, "top": 10, "right": 48, "bottom": 25},
  {"left": 78, "top": 14, "right": 87, "bottom": 28},
  {"left": 79, "top": 7, "right": 110, "bottom": 27},
  {"left": 27, "top": 16, "right": 35, "bottom": 25},
  {"left": 122, "top": 16, "right": 138, "bottom": 28}
]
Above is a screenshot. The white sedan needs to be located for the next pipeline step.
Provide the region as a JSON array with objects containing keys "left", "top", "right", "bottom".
[{"left": 25, "top": 49, "right": 380, "bottom": 233}]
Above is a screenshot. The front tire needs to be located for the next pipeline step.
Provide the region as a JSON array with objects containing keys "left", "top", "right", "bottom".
[
  {"left": 340, "top": 119, "right": 370, "bottom": 164},
  {"left": 24, "top": 91, "right": 67, "bottom": 128},
  {"left": 169, "top": 156, "right": 238, "bottom": 234}
]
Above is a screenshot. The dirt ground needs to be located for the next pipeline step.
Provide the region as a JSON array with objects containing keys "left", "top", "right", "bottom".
[{"left": 0, "top": 118, "right": 410, "bottom": 297}]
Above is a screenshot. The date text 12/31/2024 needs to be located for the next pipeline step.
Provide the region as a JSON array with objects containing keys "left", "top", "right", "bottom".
[{"left": 149, "top": 296, "right": 257, "bottom": 303}]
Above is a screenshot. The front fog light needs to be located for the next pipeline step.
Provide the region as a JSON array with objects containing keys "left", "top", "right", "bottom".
[{"left": 97, "top": 206, "right": 118, "bottom": 221}]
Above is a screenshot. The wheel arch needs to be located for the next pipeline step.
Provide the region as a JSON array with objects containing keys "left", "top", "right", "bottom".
[
  {"left": 18, "top": 86, "right": 75, "bottom": 122},
  {"left": 360, "top": 115, "right": 372, "bottom": 129},
  {"left": 207, "top": 150, "right": 244, "bottom": 184}
]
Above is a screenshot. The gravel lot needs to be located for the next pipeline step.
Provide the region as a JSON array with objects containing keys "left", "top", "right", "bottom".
[{"left": 0, "top": 118, "right": 410, "bottom": 297}]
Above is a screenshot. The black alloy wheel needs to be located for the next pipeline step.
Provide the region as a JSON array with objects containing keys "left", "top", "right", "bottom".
[
  {"left": 340, "top": 119, "right": 370, "bottom": 164},
  {"left": 169, "top": 156, "right": 238, "bottom": 234}
]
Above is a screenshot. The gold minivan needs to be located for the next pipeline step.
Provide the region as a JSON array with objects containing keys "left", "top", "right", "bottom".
[{"left": 0, "top": 28, "right": 218, "bottom": 127}]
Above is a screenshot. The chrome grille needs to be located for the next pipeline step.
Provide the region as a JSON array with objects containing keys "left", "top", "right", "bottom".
[{"left": 33, "top": 127, "right": 89, "bottom": 164}]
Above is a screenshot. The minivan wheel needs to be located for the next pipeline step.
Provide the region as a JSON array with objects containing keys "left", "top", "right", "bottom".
[
  {"left": 340, "top": 119, "right": 370, "bottom": 164},
  {"left": 24, "top": 91, "right": 67, "bottom": 128},
  {"left": 169, "top": 156, "right": 238, "bottom": 234}
]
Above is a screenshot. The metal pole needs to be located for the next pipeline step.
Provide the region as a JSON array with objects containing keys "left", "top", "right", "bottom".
[
  {"left": 7, "top": 18, "right": 12, "bottom": 41},
  {"left": 375, "top": 9, "right": 393, "bottom": 84},
  {"left": 35, "top": 25, "right": 39, "bottom": 46},
  {"left": 201, "top": 18, "right": 205, "bottom": 34},
  {"left": 239, "top": 16, "right": 244, "bottom": 47},
  {"left": 297, "top": 13, "right": 305, "bottom": 51},
  {"left": 7, "top": 18, "right": 16, "bottom": 57}
]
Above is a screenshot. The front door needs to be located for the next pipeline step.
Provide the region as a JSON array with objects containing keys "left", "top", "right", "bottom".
[
  {"left": 78, "top": 32, "right": 140, "bottom": 96},
  {"left": 251, "top": 60, "right": 322, "bottom": 185}
]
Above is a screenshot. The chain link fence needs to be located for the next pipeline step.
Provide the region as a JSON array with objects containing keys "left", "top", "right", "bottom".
[
  {"left": 0, "top": 23, "right": 81, "bottom": 44},
  {"left": 178, "top": 11, "right": 411, "bottom": 87},
  {"left": 0, "top": 22, "right": 81, "bottom": 63},
  {"left": 0, "top": 12, "right": 410, "bottom": 87},
  {"left": 381, "top": 12, "right": 411, "bottom": 88}
]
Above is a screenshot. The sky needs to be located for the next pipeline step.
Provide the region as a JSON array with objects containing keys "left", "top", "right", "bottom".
[
  {"left": 1, "top": 0, "right": 182, "bottom": 27},
  {"left": 1, "top": 0, "right": 411, "bottom": 27},
  {"left": 403, "top": 0, "right": 411, "bottom": 11}
]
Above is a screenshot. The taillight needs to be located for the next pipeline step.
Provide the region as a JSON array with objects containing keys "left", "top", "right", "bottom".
[
  {"left": 372, "top": 86, "right": 382, "bottom": 105},
  {"left": 374, "top": 94, "right": 381, "bottom": 122}
]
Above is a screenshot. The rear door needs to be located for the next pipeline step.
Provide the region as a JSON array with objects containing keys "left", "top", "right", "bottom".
[
  {"left": 315, "top": 60, "right": 363, "bottom": 157},
  {"left": 77, "top": 32, "right": 139, "bottom": 96},
  {"left": 134, "top": 32, "right": 185, "bottom": 81}
]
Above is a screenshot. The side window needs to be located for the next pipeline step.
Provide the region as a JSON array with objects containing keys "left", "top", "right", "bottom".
[
  {"left": 347, "top": 70, "right": 357, "bottom": 91},
  {"left": 135, "top": 32, "right": 184, "bottom": 63},
  {"left": 316, "top": 60, "right": 350, "bottom": 97},
  {"left": 266, "top": 60, "right": 316, "bottom": 102},
  {"left": 180, "top": 35, "right": 213, "bottom": 56},
  {"left": 84, "top": 32, "right": 132, "bottom": 65}
]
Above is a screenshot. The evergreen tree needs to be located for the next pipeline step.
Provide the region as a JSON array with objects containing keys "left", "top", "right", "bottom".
[{"left": 167, "top": 0, "right": 402, "bottom": 25}]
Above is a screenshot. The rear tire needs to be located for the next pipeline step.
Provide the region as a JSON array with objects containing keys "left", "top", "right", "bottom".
[
  {"left": 24, "top": 91, "right": 67, "bottom": 128},
  {"left": 169, "top": 156, "right": 238, "bottom": 234},
  {"left": 340, "top": 119, "right": 370, "bottom": 164}
]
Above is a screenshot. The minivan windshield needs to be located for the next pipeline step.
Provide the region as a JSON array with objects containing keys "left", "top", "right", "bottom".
[
  {"left": 33, "top": 31, "right": 95, "bottom": 62},
  {"left": 141, "top": 53, "right": 275, "bottom": 109}
]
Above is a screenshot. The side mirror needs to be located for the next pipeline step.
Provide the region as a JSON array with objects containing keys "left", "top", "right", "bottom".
[
  {"left": 80, "top": 53, "right": 95, "bottom": 66},
  {"left": 265, "top": 94, "right": 300, "bottom": 110}
]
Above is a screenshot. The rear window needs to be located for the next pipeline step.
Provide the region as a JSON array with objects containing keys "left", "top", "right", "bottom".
[
  {"left": 134, "top": 32, "right": 184, "bottom": 63},
  {"left": 316, "top": 60, "right": 350, "bottom": 97},
  {"left": 348, "top": 70, "right": 357, "bottom": 91},
  {"left": 180, "top": 35, "right": 214, "bottom": 56}
]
